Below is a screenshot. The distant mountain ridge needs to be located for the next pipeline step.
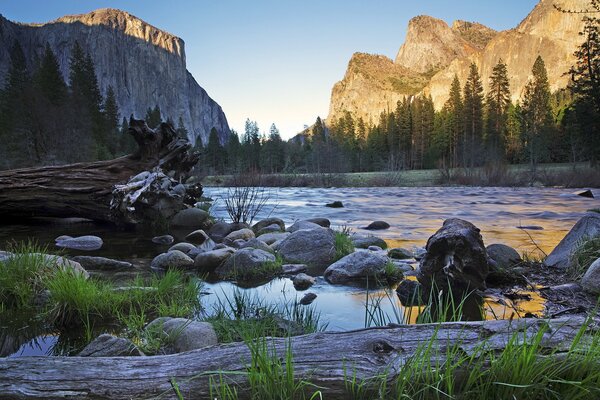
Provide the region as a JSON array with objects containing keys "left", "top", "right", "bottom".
[
  {"left": 0, "top": 8, "right": 230, "bottom": 146},
  {"left": 327, "top": 0, "right": 589, "bottom": 126}
]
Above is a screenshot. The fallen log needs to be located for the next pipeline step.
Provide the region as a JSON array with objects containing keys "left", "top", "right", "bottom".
[
  {"left": 0, "top": 317, "right": 590, "bottom": 400},
  {"left": 0, "top": 118, "right": 201, "bottom": 225}
]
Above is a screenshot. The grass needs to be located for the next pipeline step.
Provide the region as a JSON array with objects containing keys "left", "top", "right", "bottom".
[
  {"left": 334, "top": 231, "right": 355, "bottom": 261},
  {"left": 568, "top": 236, "right": 600, "bottom": 280},
  {"left": 223, "top": 254, "right": 284, "bottom": 283},
  {"left": 589, "top": 208, "right": 600, "bottom": 214}
]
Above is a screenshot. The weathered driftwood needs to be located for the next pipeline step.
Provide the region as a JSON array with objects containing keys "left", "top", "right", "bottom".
[
  {"left": 0, "top": 317, "right": 590, "bottom": 400},
  {"left": 0, "top": 118, "right": 201, "bottom": 225}
]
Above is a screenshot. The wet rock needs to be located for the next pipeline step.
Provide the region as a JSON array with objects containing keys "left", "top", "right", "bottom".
[
  {"left": 418, "top": 218, "right": 490, "bottom": 296},
  {"left": 517, "top": 225, "right": 544, "bottom": 230},
  {"left": 581, "top": 258, "right": 600, "bottom": 294},
  {"left": 365, "top": 221, "right": 390, "bottom": 230},
  {"left": 326, "top": 201, "right": 344, "bottom": 208},
  {"left": 279, "top": 227, "right": 336, "bottom": 269},
  {"left": 396, "top": 279, "right": 424, "bottom": 307},
  {"left": 168, "top": 242, "right": 197, "bottom": 254},
  {"left": 324, "top": 251, "right": 388, "bottom": 284},
  {"left": 368, "top": 246, "right": 383, "bottom": 252},
  {"left": 388, "top": 248, "right": 413, "bottom": 260},
  {"left": 486, "top": 244, "right": 522, "bottom": 269},
  {"left": 306, "top": 218, "right": 331, "bottom": 228},
  {"left": 282, "top": 264, "right": 308, "bottom": 274},
  {"left": 150, "top": 250, "right": 194, "bottom": 270},
  {"left": 55, "top": 235, "right": 103, "bottom": 251},
  {"left": 258, "top": 231, "right": 290, "bottom": 245},
  {"left": 574, "top": 189, "right": 594, "bottom": 198},
  {"left": 545, "top": 213, "right": 600, "bottom": 269},
  {"left": 300, "top": 292, "right": 317, "bottom": 305},
  {"left": 208, "top": 222, "right": 250, "bottom": 243},
  {"left": 252, "top": 218, "right": 285, "bottom": 234},
  {"left": 185, "top": 229, "right": 209, "bottom": 244},
  {"left": 170, "top": 208, "right": 209, "bottom": 227},
  {"left": 194, "top": 248, "right": 235, "bottom": 271},
  {"left": 79, "top": 334, "right": 143, "bottom": 357},
  {"left": 239, "top": 238, "right": 274, "bottom": 254},
  {"left": 223, "top": 228, "right": 255, "bottom": 246},
  {"left": 293, "top": 273, "right": 315, "bottom": 290},
  {"left": 152, "top": 235, "right": 174, "bottom": 245},
  {"left": 216, "top": 248, "right": 277, "bottom": 279},
  {"left": 257, "top": 224, "right": 283, "bottom": 236},
  {"left": 38, "top": 254, "right": 89, "bottom": 278},
  {"left": 352, "top": 235, "right": 387, "bottom": 250},
  {"left": 286, "top": 220, "right": 321, "bottom": 233},
  {"left": 145, "top": 318, "right": 218, "bottom": 354},
  {"left": 71, "top": 256, "right": 132, "bottom": 270}
]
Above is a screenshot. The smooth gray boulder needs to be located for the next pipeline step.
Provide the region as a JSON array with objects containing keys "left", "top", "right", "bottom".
[
  {"left": 388, "top": 248, "right": 413, "bottom": 260},
  {"left": 216, "top": 248, "right": 277, "bottom": 279},
  {"left": 239, "top": 238, "right": 274, "bottom": 253},
  {"left": 293, "top": 273, "right": 316, "bottom": 290},
  {"left": 352, "top": 235, "right": 387, "bottom": 250},
  {"left": 55, "top": 235, "right": 103, "bottom": 251},
  {"left": 282, "top": 264, "right": 308, "bottom": 274},
  {"left": 185, "top": 229, "right": 209, "bottom": 244},
  {"left": 252, "top": 218, "right": 285, "bottom": 233},
  {"left": 150, "top": 250, "right": 194, "bottom": 270},
  {"left": 208, "top": 222, "right": 249, "bottom": 243},
  {"left": 170, "top": 208, "right": 209, "bottom": 227},
  {"left": 545, "top": 213, "right": 600, "bottom": 269},
  {"left": 168, "top": 242, "right": 197, "bottom": 254},
  {"left": 278, "top": 227, "right": 336, "bottom": 269},
  {"left": 257, "top": 232, "right": 290, "bottom": 245},
  {"left": 194, "top": 247, "right": 235, "bottom": 271},
  {"left": 286, "top": 220, "right": 322, "bottom": 233},
  {"left": 70, "top": 256, "right": 132, "bottom": 270},
  {"left": 365, "top": 221, "right": 390, "bottom": 230},
  {"left": 486, "top": 244, "right": 522, "bottom": 269},
  {"left": 223, "top": 228, "right": 255, "bottom": 246},
  {"left": 306, "top": 218, "right": 331, "bottom": 228},
  {"left": 145, "top": 318, "right": 218, "bottom": 354},
  {"left": 581, "top": 257, "right": 600, "bottom": 294},
  {"left": 257, "top": 224, "right": 283, "bottom": 236},
  {"left": 79, "top": 334, "right": 143, "bottom": 357},
  {"left": 152, "top": 235, "right": 174, "bottom": 245},
  {"left": 396, "top": 279, "right": 425, "bottom": 306},
  {"left": 324, "top": 251, "right": 389, "bottom": 284}
]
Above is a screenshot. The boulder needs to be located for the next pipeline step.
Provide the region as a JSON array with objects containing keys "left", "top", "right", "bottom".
[
  {"left": 194, "top": 248, "right": 235, "bottom": 271},
  {"left": 368, "top": 246, "right": 383, "bottom": 252},
  {"left": 417, "top": 218, "right": 490, "bottom": 296},
  {"left": 325, "top": 201, "right": 344, "bottom": 208},
  {"left": 145, "top": 318, "right": 218, "bottom": 354},
  {"left": 574, "top": 189, "right": 594, "bottom": 198},
  {"left": 208, "top": 222, "right": 249, "bottom": 243},
  {"left": 185, "top": 229, "right": 209, "bottom": 244},
  {"left": 278, "top": 227, "right": 336, "bottom": 269},
  {"left": 223, "top": 228, "right": 255, "bottom": 246},
  {"left": 239, "top": 238, "right": 274, "bottom": 254},
  {"left": 38, "top": 254, "right": 89, "bottom": 278},
  {"left": 252, "top": 218, "right": 285, "bottom": 233},
  {"left": 257, "top": 224, "right": 283, "bottom": 236},
  {"left": 216, "top": 248, "right": 277, "bottom": 279},
  {"left": 70, "top": 256, "right": 132, "bottom": 271},
  {"left": 150, "top": 250, "right": 194, "bottom": 270},
  {"left": 257, "top": 232, "right": 290, "bottom": 245},
  {"left": 152, "top": 235, "right": 174, "bottom": 245},
  {"left": 545, "top": 213, "right": 600, "bottom": 269},
  {"left": 352, "top": 235, "right": 387, "bottom": 250},
  {"left": 324, "top": 251, "right": 389, "bottom": 284},
  {"left": 286, "top": 220, "right": 321, "bottom": 233},
  {"left": 396, "top": 279, "right": 425, "bottom": 306},
  {"left": 388, "top": 248, "right": 413, "bottom": 260},
  {"left": 365, "top": 221, "right": 390, "bottom": 230},
  {"left": 79, "top": 334, "right": 143, "bottom": 357},
  {"left": 168, "top": 242, "right": 198, "bottom": 254},
  {"left": 55, "top": 235, "right": 103, "bottom": 251},
  {"left": 170, "top": 208, "right": 209, "bottom": 227},
  {"left": 293, "top": 273, "right": 316, "bottom": 290},
  {"left": 581, "top": 257, "right": 600, "bottom": 294},
  {"left": 282, "top": 264, "right": 308, "bottom": 274},
  {"left": 231, "top": 239, "right": 247, "bottom": 248},
  {"left": 299, "top": 292, "right": 317, "bottom": 305},
  {"left": 306, "top": 218, "right": 331, "bottom": 228},
  {"left": 486, "top": 244, "right": 522, "bottom": 269}
]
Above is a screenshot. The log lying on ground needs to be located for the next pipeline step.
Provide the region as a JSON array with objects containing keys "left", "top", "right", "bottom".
[
  {"left": 0, "top": 118, "right": 201, "bottom": 225},
  {"left": 0, "top": 317, "right": 591, "bottom": 400}
]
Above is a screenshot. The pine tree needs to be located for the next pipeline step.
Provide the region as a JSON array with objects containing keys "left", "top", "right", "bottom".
[
  {"left": 444, "top": 76, "right": 463, "bottom": 167},
  {"left": 463, "top": 63, "right": 484, "bottom": 167},
  {"left": 176, "top": 116, "right": 189, "bottom": 139},
  {"left": 35, "top": 43, "right": 67, "bottom": 106},
  {"left": 522, "top": 56, "right": 553, "bottom": 174},
  {"left": 145, "top": 105, "right": 162, "bottom": 129},
  {"left": 226, "top": 131, "right": 242, "bottom": 173},
  {"left": 485, "top": 59, "right": 511, "bottom": 161},
  {"left": 102, "top": 86, "right": 119, "bottom": 157},
  {"left": 206, "top": 127, "right": 225, "bottom": 173}
]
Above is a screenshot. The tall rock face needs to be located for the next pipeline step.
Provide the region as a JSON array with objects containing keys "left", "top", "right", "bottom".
[
  {"left": 327, "top": 0, "right": 587, "bottom": 124},
  {"left": 0, "top": 8, "right": 229, "bottom": 146}
]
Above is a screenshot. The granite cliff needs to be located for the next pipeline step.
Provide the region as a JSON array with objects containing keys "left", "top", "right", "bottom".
[{"left": 0, "top": 8, "right": 229, "bottom": 146}]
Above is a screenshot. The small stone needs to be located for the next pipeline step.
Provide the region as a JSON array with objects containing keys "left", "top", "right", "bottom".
[
  {"left": 368, "top": 246, "right": 383, "bottom": 251},
  {"left": 194, "top": 247, "right": 235, "bottom": 271},
  {"left": 581, "top": 257, "right": 600, "bottom": 294},
  {"left": 257, "top": 232, "right": 291, "bottom": 245},
  {"left": 293, "top": 273, "right": 316, "bottom": 290},
  {"left": 282, "top": 264, "right": 308, "bottom": 274},
  {"left": 239, "top": 238, "right": 275, "bottom": 253},
  {"left": 388, "top": 248, "right": 413, "bottom": 260},
  {"left": 152, "top": 235, "right": 174, "bottom": 245},
  {"left": 305, "top": 218, "right": 331, "bottom": 227},
  {"left": 325, "top": 201, "right": 344, "bottom": 208},
  {"left": 71, "top": 256, "right": 132, "bottom": 270},
  {"left": 171, "top": 208, "right": 209, "bottom": 228},
  {"left": 185, "top": 229, "right": 209, "bottom": 244},
  {"left": 145, "top": 318, "right": 218, "bottom": 354},
  {"left": 352, "top": 235, "right": 387, "bottom": 250},
  {"left": 223, "top": 228, "right": 255, "bottom": 246},
  {"left": 365, "top": 221, "right": 390, "bottom": 230},
  {"left": 55, "top": 235, "right": 103, "bottom": 251},
  {"left": 486, "top": 244, "right": 522, "bottom": 269},
  {"left": 252, "top": 218, "right": 285, "bottom": 233},
  {"left": 257, "top": 224, "right": 283, "bottom": 236},
  {"left": 574, "top": 189, "right": 594, "bottom": 198},
  {"left": 150, "top": 250, "right": 194, "bottom": 270},
  {"left": 286, "top": 220, "right": 321, "bottom": 233},
  {"left": 168, "top": 242, "right": 197, "bottom": 254},
  {"left": 299, "top": 292, "right": 317, "bottom": 305}
]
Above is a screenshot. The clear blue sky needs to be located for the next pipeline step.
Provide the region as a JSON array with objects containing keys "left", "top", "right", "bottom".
[{"left": 2, "top": 0, "right": 538, "bottom": 139}]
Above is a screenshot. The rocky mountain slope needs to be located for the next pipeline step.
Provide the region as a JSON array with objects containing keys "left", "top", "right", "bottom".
[
  {"left": 327, "top": 0, "right": 588, "bottom": 125},
  {"left": 0, "top": 8, "right": 229, "bottom": 146}
]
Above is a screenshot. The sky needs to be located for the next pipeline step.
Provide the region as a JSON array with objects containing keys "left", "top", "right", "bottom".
[{"left": 2, "top": 0, "right": 539, "bottom": 139}]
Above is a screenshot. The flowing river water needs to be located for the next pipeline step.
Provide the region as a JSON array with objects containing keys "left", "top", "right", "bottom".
[{"left": 1, "top": 186, "right": 598, "bottom": 356}]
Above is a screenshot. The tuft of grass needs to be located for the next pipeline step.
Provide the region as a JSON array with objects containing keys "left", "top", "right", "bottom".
[
  {"left": 334, "top": 231, "right": 355, "bottom": 261},
  {"left": 224, "top": 255, "right": 284, "bottom": 283},
  {"left": 378, "top": 261, "right": 404, "bottom": 286},
  {"left": 568, "top": 236, "right": 600, "bottom": 280}
]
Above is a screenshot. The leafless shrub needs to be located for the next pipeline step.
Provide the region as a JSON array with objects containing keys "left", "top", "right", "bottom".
[{"left": 223, "top": 174, "right": 274, "bottom": 224}]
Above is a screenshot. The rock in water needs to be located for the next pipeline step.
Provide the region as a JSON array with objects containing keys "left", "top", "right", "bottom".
[
  {"left": 278, "top": 227, "right": 337, "bottom": 269},
  {"left": 417, "top": 218, "right": 490, "bottom": 295},
  {"left": 145, "top": 318, "right": 218, "bottom": 354},
  {"left": 574, "top": 189, "right": 594, "bottom": 198},
  {"left": 170, "top": 208, "right": 209, "bottom": 228},
  {"left": 216, "top": 248, "right": 277, "bottom": 279},
  {"left": 152, "top": 235, "right": 174, "bottom": 245},
  {"left": 325, "top": 201, "right": 344, "bottom": 208},
  {"left": 150, "top": 250, "right": 194, "bottom": 270},
  {"left": 324, "top": 251, "right": 389, "bottom": 284},
  {"left": 79, "top": 334, "right": 143, "bottom": 357},
  {"left": 293, "top": 273, "right": 316, "bottom": 290},
  {"left": 55, "top": 235, "right": 103, "bottom": 251},
  {"left": 299, "top": 292, "right": 317, "bottom": 305},
  {"left": 396, "top": 279, "right": 424, "bottom": 307},
  {"left": 486, "top": 244, "right": 522, "bottom": 269},
  {"left": 545, "top": 213, "right": 600, "bottom": 269},
  {"left": 581, "top": 258, "right": 600, "bottom": 295},
  {"left": 365, "top": 221, "right": 390, "bottom": 230},
  {"left": 71, "top": 256, "right": 132, "bottom": 270}
]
